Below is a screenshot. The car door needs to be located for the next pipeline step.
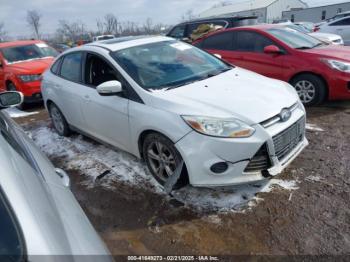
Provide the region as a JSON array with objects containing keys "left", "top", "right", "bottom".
[
  {"left": 229, "top": 30, "right": 283, "bottom": 79},
  {"left": 53, "top": 52, "right": 86, "bottom": 130},
  {"left": 326, "top": 17, "right": 350, "bottom": 45},
  {"left": 79, "top": 52, "right": 130, "bottom": 152}
]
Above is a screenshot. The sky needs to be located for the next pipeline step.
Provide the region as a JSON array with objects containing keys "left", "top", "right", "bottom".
[{"left": 0, "top": 0, "right": 348, "bottom": 37}]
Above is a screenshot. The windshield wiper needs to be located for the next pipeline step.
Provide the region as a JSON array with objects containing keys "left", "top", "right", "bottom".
[{"left": 295, "top": 46, "right": 312, "bottom": 50}]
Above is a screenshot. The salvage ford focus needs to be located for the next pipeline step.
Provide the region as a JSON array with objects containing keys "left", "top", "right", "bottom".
[{"left": 41, "top": 36, "right": 308, "bottom": 187}]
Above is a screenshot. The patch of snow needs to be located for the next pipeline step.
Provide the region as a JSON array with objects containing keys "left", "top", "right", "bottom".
[
  {"left": 28, "top": 125, "right": 299, "bottom": 212},
  {"left": 306, "top": 123, "right": 324, "bottom": 132},
  {"left": 305, "top": 175, "right": 322, "bottom": 182},
  {"left": 4, "top": 108, "right": 38, "bottom": 118}
]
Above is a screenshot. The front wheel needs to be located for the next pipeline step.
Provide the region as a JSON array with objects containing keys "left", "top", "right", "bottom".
[
  {"left": 49, "top": 103, "right": 70, "bottom": 136},
  {"left": 143, "top": 133, "right": 187, "bottom": 188},
  {"left": 290, "top": 74, "right": 326, "bottom": 106}
]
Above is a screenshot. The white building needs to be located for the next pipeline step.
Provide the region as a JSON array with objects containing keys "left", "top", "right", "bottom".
[
  {"left": 199, "top": 0, "right": 308, "bottom": 23},
  {"left": 282, "top": 2, "right": 350, "bottom": 23}
]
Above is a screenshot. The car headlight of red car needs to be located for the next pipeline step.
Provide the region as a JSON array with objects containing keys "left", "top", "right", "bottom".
[
  {"left": 18, "top": 74, "right": 41, "bottom": 82},
  {"left": 322, "top": 59, "right": 350, "bottom": 73}
]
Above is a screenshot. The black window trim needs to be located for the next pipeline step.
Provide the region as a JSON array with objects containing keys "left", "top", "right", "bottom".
[
  {"left": 232, "top": 30, "right": 287, "bottom": 54},
  {"left": 329, "top": 16, "right": 350, "bottom": 26},
  {"left": 0, "top": 186, "right": 27, "bottom": 261}
]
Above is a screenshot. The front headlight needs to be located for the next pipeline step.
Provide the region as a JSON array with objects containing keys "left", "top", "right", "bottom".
[
  {"left": 182, "top": 116, "right": 255, "bottom": 138},
  {"left": 18, "top": 74, "right": 41, "bottom": 82},
  {"left": 322, "top": 59, "right": 350, "bottom": 73}
]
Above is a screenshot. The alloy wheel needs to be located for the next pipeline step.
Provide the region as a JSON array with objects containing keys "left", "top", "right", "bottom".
[
  {"left": 51, "top": 106, "right": 65, "bottom": 135},
  {"left": 294, "top": 80, "right": 316, "bottom": 104},
  {"left": 146, "top": 140, "right": 177, "bottom": 182}
]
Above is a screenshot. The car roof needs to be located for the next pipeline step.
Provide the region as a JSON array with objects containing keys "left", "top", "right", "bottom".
[
  {"left": 0, "top": 40, "right": 45, "bottom": 49},
  {"left": 86, "top": 35, "right": 174, "bottom": 51}
]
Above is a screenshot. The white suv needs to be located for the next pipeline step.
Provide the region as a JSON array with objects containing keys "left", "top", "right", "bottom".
[{"left": 42, "top": 36, "right": 307, "bottom": 187}]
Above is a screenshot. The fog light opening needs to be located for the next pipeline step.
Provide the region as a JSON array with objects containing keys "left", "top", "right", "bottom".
[
  {"left": 210, "top": 162, "right": 228, "bottom": 174},
  {"left": 262, "top": 170, "right": 272, "bottom": 178}
]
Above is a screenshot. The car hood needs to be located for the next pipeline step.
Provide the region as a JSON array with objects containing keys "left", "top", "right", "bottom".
[
  {"left": 6, "top": 57, "right": 54, "bottom": 74},
  {"left": 309, "top": 32, "right": 341, "bottom": 41},
  {"left": 300, "top": 45, "right": 350, "bottom": 60},
  {"left": 147, "top": 67, "right": 299, "bottom": 124}
]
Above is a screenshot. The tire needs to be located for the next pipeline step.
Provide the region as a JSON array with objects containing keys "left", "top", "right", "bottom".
[
  {"left": 143, "top": 133, "right": 188, "bottom": 189},
  {"left": 290, "top": 74, "right": 326, "bottom": 106},
  {"left": 7, "top": 82, "right": 26, "bottom": 110},
  {"left": 49, "top": 103, "right": 71, "bottom": 136}
]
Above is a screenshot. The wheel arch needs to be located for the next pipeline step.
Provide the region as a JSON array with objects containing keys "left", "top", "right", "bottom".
[{"left": 289, "top": 71, "right": 329, "bottom": 101}]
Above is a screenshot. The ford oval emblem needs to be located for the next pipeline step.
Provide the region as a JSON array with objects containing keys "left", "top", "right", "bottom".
[{"left": 280, "top": 108, "right": 292, "bottom": 122}]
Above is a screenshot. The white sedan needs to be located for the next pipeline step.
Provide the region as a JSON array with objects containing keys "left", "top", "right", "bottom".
[
  {"left": 318, "top": 16, "right": 350, "bottom": 46},
  {"left": 41, "top": 36, "right": 308, "bottom": 187}
]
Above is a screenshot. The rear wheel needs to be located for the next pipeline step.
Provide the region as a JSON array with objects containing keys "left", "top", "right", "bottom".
[
  {"left": 49, "top": 103, "right": 71, "bottom": 136},
  {"left": 143, "top": 133, "right": 187, "bottom": 188},
  {"left": 290, "top": 74, "right": 326, "bottom": 106}
]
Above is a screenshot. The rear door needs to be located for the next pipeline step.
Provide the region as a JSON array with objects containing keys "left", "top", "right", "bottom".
[{"left": 53, "top": 51, "right": 86, "bottom": 130}]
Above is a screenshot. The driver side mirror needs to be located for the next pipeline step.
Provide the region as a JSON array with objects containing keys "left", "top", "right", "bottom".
[
  {"left": 264, "top": 45, "right": 282, "bottom": 54},
  {"left": 0, "top": 91, "right": 23, "bottom": 110},
  {"left": 97, "top": 80, "right": 123, "bottom": 96}
]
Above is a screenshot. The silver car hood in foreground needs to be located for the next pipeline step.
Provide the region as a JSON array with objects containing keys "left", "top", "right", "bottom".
[
  {"left": 0, "top": 112, "right": 111, "bottom": 260},
  {"left": 147, "top": 67, "right": 299, "bottom": 124}
]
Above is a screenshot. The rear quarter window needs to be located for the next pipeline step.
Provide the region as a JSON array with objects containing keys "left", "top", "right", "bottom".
[{"left": 50, "top": 57, "right": 62, "bottom": 75}]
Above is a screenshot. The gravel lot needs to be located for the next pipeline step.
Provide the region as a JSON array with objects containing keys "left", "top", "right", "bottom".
[{"left": 11, "top": 101, "right": 350, "bottom": 256}]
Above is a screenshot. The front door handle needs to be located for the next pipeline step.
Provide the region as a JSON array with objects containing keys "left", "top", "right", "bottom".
[{"left": 83, "top": 95, "right": 91, "bottom": 102}]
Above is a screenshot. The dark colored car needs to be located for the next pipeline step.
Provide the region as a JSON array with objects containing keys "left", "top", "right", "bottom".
[{"left": 167, "top": 15, "right": 258, "bottom": 41}]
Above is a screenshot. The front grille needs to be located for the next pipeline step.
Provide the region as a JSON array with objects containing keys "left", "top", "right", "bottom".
[
  {"left": 244, "top": 143, "right": 272, "bottom": 173},
  {"left": 273, "top": 117, "right": 305, "bottom": 161}
]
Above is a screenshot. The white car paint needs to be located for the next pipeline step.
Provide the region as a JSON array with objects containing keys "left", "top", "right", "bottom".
[
  {"left": 0, "top": 109, "right": 111, "bottom": 259},
  {"left": 309, "top": 32, "right": 344, "bottom": 45},
  {"left": 42, "top": 36, "right": 308, "bottom": 187},
  {"left": 319, "top": 16, "right": 350, "bottom": 46}
]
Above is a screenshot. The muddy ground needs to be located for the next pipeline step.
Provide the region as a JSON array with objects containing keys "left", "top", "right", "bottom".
[{"left": 12, "top": 101, "right": 350, "bottom": 256}]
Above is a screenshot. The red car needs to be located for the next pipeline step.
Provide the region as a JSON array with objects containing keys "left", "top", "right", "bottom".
[
  {"left": 0, "top": 40, "right": 58, "bottom": 105},
  {"left": 193, "top": 24, "right": 350, "bottom": 105}
]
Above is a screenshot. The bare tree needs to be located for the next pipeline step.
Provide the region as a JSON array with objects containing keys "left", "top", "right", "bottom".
[
  {"left": 104, "top": 13, "right": 119, "bottom": 35},
  {"left": 0, "top": 22, "right": 6, "bottom": 41},
  {"left": 142, "top": 18, "right": 154, "bottom": 34},
  {"left": 56, "top": 19, "right": 88, "bottom": 42},
  {"left": 213, "top": 1, "right": 232, "bottom": 8},
  {"left": 26, "top": 10, "right": 42, "bottom": 39},
  {"left": 96, "top": 18, "right": 104, "bottom": 34},
  {"left": 181, "top": 9, "right": 196, "bottom": 22}
]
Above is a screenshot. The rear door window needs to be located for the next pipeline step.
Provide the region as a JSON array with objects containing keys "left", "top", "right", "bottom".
[
  {"left": 0, "top": 189, "right": 25, "bottom": 261},
  {"left": 60, "top": 52, "right": 82, "bottom": 82},
  {"left": 202, "top": 32, "right": 233, "bottom": 50}
]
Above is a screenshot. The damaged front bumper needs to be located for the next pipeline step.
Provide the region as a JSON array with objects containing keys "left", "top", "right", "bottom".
[{"left": 175, "top": 106, "right": 308, "bottom": 187}]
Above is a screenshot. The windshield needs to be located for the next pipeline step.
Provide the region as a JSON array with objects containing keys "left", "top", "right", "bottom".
[
  {"left": 267, "top": 28, "right": 322, "bottom": 49},
  {"left": 112, "top": 40, "right": 231, "bottom": 90},
  {"left": 1, "top": 43, "right": 59, "bottom": 64}
]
